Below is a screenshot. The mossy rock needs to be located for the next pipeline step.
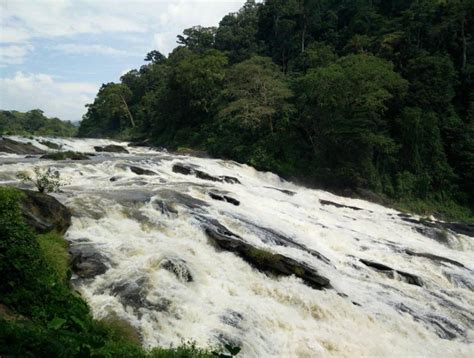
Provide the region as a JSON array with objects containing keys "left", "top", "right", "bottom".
[
  {"left": 39, "top": 140, "right": 61, "bottom": 150},
  {"left": 40, "top": 151, "right": 90, "bottom": 160}
]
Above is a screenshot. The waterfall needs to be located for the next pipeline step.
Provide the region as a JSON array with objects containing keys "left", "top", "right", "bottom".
[{"left": 1, "top": 135, "right": 473, "bottom": 357}]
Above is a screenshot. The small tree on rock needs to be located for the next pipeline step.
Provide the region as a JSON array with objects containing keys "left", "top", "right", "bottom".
[{"left": 17, "top": 167, "right": 67, "bottom": 193}]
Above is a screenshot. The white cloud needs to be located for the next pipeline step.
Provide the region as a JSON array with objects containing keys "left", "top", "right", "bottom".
[
  {"left": 0, "top": 72, "right": 99, "bottom": 122},
  {"left": 0, "top": 44, "right": 34, "bottom": 66},
  {"left": 1, "top": 0, "right": 243, "bottom": 44},
  {"left": 53, "top": 44, "right": 129, "bottom": 56}
]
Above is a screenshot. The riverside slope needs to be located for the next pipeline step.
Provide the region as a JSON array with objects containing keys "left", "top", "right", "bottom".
[{"left": 0, "top": 136, "right": 473, "bottom": 357}]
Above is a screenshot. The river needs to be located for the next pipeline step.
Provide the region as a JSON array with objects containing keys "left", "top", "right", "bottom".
[{"left": 0, "top": 136, "right": 473, "bottom": 357}]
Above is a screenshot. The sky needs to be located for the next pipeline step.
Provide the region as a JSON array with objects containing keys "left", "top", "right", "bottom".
[{"left": 0, "top": 0, "right": 244, "bottom": 122}]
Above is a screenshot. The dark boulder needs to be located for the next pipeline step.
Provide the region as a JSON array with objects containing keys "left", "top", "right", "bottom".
[
  {"left": 401, "top": 216, "right": 474, "bottom": 239},
  {"left": 235, "top": 216, "right": 330, "bottom": 264},
  {"left": 129, "top": 166, "right": 157, "bottom": 176},
  {"left": 19, "top": 189, "right": 71, "bottom": 234},
  {"left": 405, "top": 250, "right": 465, "bottom": 268},
  {"left": 155, "top": 189, "right": 209, "bottom": 210},
  {"left": 128, "top": 139, "right": 152, "bottom": 147},
  {"left": 40, "top": 151, "right": 90, "bottom": 160},
  {"left": 209, "top": 192, "right": 240, "bottom": 206},
  {"left": 319, "top": 199, "right": 363, "bottom": 211},
  {"left": 264, "top": 187, "right": 296, "bottom": 196},
  {"left": 94, "top": 145, "right": 129, "bottom": 153},
  {"left": 0, "top": 137, "right": 45, "bottom": 155},
  {"left": 152, "top": 200, "right": 179, "bottom": 216},
  {"left": 198, "top": 216, "right": 330, "bottom": 289},
  {"left": 69, "top": 243, "right": 108, "bottom": 279},
  {"left": 160, "top": 257, "right": 193, "bottom": 282},
  {"left": 111, "top": 278, "right": 148, "bottom": 308},
  {"left": 172, "top": 163, "right": 241, "bottom": 184},
  {"left": 360, "top": 259, "right": 423, "bottom": 287}
]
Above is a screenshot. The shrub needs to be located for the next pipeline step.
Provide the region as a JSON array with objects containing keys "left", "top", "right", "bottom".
[{"left": 17, "top": 166, "right": 67, "bottom": 193}]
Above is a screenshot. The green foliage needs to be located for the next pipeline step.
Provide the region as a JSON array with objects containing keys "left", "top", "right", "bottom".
[
  {"left": 17, "top": 167, "right": 68, "bottom": 193},
  {"left": 77, "top": 0, "right": 474, "bottom": 220},
  {"left": 0, "top": 109, "right": 77, "bottom": 137},
  {"left": 37, "top": 232, "right": 70, "bottom": 282}
]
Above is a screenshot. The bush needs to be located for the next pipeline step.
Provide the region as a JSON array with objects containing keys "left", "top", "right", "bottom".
[{"left": 17, "top": 167, "right": 68, "bottom": 193}]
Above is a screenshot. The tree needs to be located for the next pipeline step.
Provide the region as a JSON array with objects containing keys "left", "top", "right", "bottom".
[
  {"left": 17, "top": 167, "right": 68, "bottom": 193},
  {"left": 144, "top": 50, "right": 166, "bottom": 64},
  {"left": 297, "top": 54, "right": 408, "bottom": 187},
  {"left": 78, "top": 83, "right": 134, "bottom": 137},
  {"left": 218, "top": 56, "right": 292, "bottom": 133},
  {"left": 215, "top": 1, "right": 263, "bottom": 63},
  {"left": 177, "top": 26, "right": 216, "bottom": 52}
]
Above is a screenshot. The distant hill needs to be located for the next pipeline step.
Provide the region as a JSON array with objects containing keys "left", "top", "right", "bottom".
[{"left": 0, "top": 109, "right": 77, "bottom": 137}]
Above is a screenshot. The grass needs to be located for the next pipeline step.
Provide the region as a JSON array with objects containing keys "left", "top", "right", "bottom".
[
  {"left": 37, "top": 232, "right": 70, "bottom": 282},
  {"left": 394, "top": 197, "right": 474, "bottom": 224}
]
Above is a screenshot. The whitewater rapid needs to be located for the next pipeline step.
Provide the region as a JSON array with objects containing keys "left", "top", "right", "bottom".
[{"left": 1, "top": 136, "right": 473, "bottom": 357}]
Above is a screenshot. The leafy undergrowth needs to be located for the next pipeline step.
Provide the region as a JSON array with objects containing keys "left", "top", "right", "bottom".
[
  {"left": 394, "top": 197, "right": 474, "bottom": 224},
  {"left": 0, "top": 187, "right": 228, "bottom": 357}
]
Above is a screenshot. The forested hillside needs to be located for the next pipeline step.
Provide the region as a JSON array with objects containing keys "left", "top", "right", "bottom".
[
  {"left": 0, "top": 110, "right": 77, "bottom": 137},
  {"left": 78, "top": 0, "right": 474, "bottom": 220}
]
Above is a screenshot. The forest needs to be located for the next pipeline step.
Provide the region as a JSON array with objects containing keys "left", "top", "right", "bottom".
[
  {"left": 78, "top": 0, "right": 474, "bottom": 220},
  {"left": 0, "top": 110, "right": 77, "bottom": 137}
]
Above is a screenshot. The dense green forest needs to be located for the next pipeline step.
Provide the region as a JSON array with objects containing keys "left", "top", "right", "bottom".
[
  {"left": 78, "top": 0, "right": 474, "bottom": 220},
  {"left": 0, "top": 109, "right": 77, "bottom": 137}
]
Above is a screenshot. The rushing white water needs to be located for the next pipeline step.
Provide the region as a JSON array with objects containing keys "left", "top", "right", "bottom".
[{"left": 1, "top": 136, "right": 473, "bottom": 357}]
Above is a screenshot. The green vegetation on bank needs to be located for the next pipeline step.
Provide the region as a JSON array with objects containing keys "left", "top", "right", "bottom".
[
  {"left": 0, "top": 186, "right": 215, "bottom": 357},
  {"left": 78, "top": 0, "right": 473, "bottom": 222},
  {"left": 0, "top": 109, "right": 77, "bottom": 137}
]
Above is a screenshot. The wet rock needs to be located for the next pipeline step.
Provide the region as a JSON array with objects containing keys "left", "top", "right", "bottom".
[
  {"left": 235, "top": 216, "right": 330, "bottom": 264},
  {"left": 99, "top": 189, "right": 155, "bottom": 205},
  {"left": 152, "top": 200, "right": 179, "bottom": 216},
  {"left": 39, "top": 140, "right": 61, "bottom": 149},
  {"left": 405, "top": 250, "right": 465, "bottom": 268},
  {"left": 94, "top": 145, "right": 129, "bottom": 153},
  {"left": 160, "top": 257, "right": 193, "bottom": 282},
  {"left": 69, "top": 243, "right": 108, "bottom": 278},
  {"left": 19, "top": 189, "right": 71, "bottom": 234},
  {"left": 401, "top": 216, "right": 474, "bottom": 239},
  {"left": 319, "top": 199, "right": 363, "bottom": 211},
  {"left": 442, "top": 222, "right": 474, "bottom": 238},
  {"left": 443, "top": 272, "right": 474, "bottom": 291},
  {"left": 172, "top": 163, "right": 193, "bottom": 175},
  {"left": 199, "top": 216, "right": 330, "bottom": 289},
  {"left": 128, "top": 139, "right": 152, "bottom": 147},
  {"left": 41, "top": 151, "right": 90, "bottom": 160},
  {"left": 155, "top": 189, "right": 209, "bottom": 210},
  {"left": 360, "top": 259, "right": 423, "bottom": 287},
  {"left": 221, "top": 176, "right": 241, "bottom": 184},
  {"left": 208, "top": 192, "right": 240, "bottom": 206},
  {"left": 111, "top": 278, "right": 148, "bottom": 308},
  {"left": 264, "top": 186, "right": 296, "bottom": 196},
  {"left": 220, "top": 310, "right": 244, "bottom": 328},
  {"left": 395, "top": 303, "right": 466, "bottom": 340},
  {"left": 0, "top": 137, "right": 45, "bottom": 155},
  {"left": 110, "top": 176, "right": 120, "bottom": 182},
  {"left": 129, "top": 166, "right": 157, "bottom": 176},
  {"left": 172, "top": 163, "right": 241, "bottom": 184}
]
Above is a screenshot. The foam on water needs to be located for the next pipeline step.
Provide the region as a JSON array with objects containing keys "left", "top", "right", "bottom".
[{"left": 1, "top": 136, "right": 473, "bottom": 357}]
